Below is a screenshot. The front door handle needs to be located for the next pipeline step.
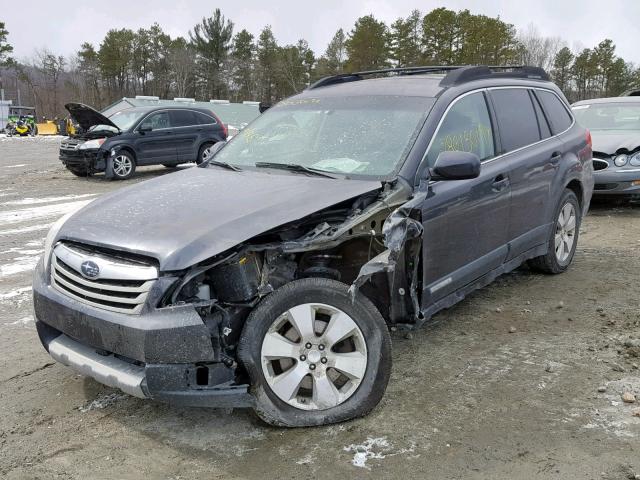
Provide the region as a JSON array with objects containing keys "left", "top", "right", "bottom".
[{"left": 492, "top": 174, "right": 510, "bottom": 192}]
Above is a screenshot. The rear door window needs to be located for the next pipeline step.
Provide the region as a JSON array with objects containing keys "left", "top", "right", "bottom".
[
  {"left": 426, "top": 91, "right": 495, "bottom": 166},
  {"left": 169, "top": 110, "right": 198, "bottom": 127},
  {"left": 490, "top": 89, "right": 541, "bottom": 153},
  {"left": 536, "top": 90, "right": 573, "bottom": 134}
]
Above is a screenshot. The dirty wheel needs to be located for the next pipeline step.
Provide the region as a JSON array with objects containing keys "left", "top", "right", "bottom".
[
  {"left": 238, "top": 278, "right": 391, "bottom": 427},
  {"left": 112, "top": 151, "right": 136, "bottom": 180},
  {"left": 196, "top": 142, "right": 215, "bottom": 165},
  {"left": 529, "top": 189, "right": 581, "bottom": 274}
]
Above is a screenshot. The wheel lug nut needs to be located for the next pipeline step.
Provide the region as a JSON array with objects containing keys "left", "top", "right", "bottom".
[
  {"left": 305, "top": 342, "right": 312, "bottom": 349},
  {"left": 318, "top": 344, "right": 325, "bottom": 351},
  {"left": 309, "top": 364, "right": 316, "bottom": 370},
  {"left": 299, "top": 355, "right": 306, "bottom": 361},
  {"left": 320, "top": 357, "right": 327, "bottom": 364}
]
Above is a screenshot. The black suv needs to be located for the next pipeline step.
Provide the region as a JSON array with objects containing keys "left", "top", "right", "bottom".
[
  {"left": 34, "top": 66, "right": 593, "bottom": 427},
  {"left": 59, "top": 103, "right": 227, "bottom": 179}
]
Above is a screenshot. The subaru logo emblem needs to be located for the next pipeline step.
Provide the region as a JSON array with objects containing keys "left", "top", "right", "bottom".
[{"left": 80, "top": 260, "right": 100, "bottom": 279}]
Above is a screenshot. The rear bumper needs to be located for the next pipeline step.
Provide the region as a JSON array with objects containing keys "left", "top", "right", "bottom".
[
  {"left": 33, "top": 258, "right": 253, "bottom": 408},
  {"left": 593, "top": 168, "right": 640, "bottom": 196}
]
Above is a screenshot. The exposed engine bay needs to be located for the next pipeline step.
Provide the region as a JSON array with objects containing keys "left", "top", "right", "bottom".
[{"left": 160, "top": 180, "right": 424, "bottom": 380}]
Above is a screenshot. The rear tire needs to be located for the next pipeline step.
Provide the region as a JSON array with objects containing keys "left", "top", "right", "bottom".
[
  {"left": 528, "top": 189, "right": 581, "bottom": 274},
  {"left": 238, "top": 278, "right": 391, "bottom": 427},
  {"left": 196, "top": 142, "right": 215, "bottom": 165}
]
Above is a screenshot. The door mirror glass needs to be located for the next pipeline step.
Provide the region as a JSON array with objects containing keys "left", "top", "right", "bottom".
[
  {"left": 138, "top": 124, "right": 152, "bottom": 133},
  {"left": 431, "top": 151, "right": 481, "bottom": 180}
]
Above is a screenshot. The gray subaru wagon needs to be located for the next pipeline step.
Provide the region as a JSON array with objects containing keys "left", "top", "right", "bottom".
[{"left": 33, "top": 65, "right": 594, "bottom": 427}]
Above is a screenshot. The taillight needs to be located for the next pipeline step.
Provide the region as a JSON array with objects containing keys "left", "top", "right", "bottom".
[
  {"left": 210, "top": 111, "right": 227, "bottom": 138},
  {"left": 586, "top": 129, "right": 592, "bottom": 149}
]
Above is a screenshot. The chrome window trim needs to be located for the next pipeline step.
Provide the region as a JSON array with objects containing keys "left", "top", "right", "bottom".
[
  {"left": 421, "top": 85, "right": 576, "bottom": 175},
  {"left": 135, "top": 108, "right": 217, "bottom": 132}
]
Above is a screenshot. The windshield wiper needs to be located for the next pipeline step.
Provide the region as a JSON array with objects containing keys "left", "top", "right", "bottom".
[
  {"left": 204, "top": 160, "right": 242, "bottom": 171},
  {"left": 254, "top": 162, "right": 337, "bottom": 178}
]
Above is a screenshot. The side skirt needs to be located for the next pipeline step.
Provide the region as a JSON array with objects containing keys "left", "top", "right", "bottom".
[{"left": 405, "top": 243, "right": 548, "bottom": 330}]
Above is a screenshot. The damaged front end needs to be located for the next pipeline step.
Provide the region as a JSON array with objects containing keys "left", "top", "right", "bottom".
[{"left": 156, "top": 180, "right": 425, "bottom": 392}]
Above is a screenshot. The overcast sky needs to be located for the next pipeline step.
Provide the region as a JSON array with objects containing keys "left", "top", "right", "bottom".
[{"left": 4, "top": 0, "right": 640, "bottom": 64}]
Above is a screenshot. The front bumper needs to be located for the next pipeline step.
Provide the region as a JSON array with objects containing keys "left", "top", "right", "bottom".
[
  {"left": 593, "top": 168, "right": 640, "bottom": 196},
  {"left": 59, "top": 148, "right": 107, "bottom": 172},
  {"left": 33, "top": 258, "right": 253, "bottom": 408}
]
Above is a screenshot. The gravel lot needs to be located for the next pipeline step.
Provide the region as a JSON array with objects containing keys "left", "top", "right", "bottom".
[{"left": 0, "top": 136, "right": 639, "bottom": 479}]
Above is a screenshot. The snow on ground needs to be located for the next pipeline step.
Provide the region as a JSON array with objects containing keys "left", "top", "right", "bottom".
[
  {"left": 0, "top": 199, "right": 92, "bottom": 225},
  {"left": 2, "top": 193, "right": 96, "bottom": 206}
]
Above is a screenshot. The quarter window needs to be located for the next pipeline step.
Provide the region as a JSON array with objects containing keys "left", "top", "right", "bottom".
[
  {"left": 531, "top": 92, "right": 552, "bottom": 139},
  {"left": 491, "top": 89, "right": 540, "bottom": 152},
  {"left": 195, "top": 112, "right": 217, "bottom": 125},
  {"left": 426, "top": 92, "right": 495, "bottom": 166},
  {"left": 536, "top": 90, "right": 573, "bottom": 134}
]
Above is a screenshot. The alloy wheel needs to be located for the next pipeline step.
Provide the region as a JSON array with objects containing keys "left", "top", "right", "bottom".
[
  {"left": 113, "top": 155, "right": 133, "bottom": 177},
  {"left": 555, "top": 202, "right": 576, "bottom": 263},
  {"left": 260, "top": 303, "right": 368, "bottom": 411}
]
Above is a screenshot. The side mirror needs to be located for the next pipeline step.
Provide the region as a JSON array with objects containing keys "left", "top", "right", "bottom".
[
  {"left": 431, "top": 151, "right": 481, "bottom": 181},
  {"left": 138, "top": 125, "right": 152, "bottom": 134}
]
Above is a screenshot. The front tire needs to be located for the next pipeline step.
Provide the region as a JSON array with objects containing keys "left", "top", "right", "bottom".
[
  {"left": 111, "top": 151, "right": 136, "bottom": 180},
  {"left": 529, "top": 189, "right": 581, "bottom": 274},
  {"left": 66, "top": 166, "right": 88, "bottom": 177},
  {"left": 238, "top": 278, "right": 391, "bottom": 427}
]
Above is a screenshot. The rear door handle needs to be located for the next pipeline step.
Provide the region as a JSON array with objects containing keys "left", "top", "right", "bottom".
[
  {"left": 550, "top": 151, "right": 562, "bottom": 162},
  {"left": 492, "top": 174, "right": 510, "bottom": 192}
]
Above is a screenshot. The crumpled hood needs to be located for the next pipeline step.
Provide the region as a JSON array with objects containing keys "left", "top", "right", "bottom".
[
  {"left": 590, "top": 130, "right": 640, "bottom": 154},
  {"left": 65, "top": 102, "right": 118, "bottom": 131},
  {"left": 58, "top": 167, "right": 381, "bottom": 271}
]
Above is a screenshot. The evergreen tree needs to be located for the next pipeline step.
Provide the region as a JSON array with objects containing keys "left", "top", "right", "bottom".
[
  {"left": 230, "top": 29, "right": 255, "bottom": 101},
  {"left": 551, "top": 47, "right": 574, "bottom": 95},
  {"left": 422, "top": 8, "right": 458, "bottom": 64},
  {"left": 390, "top": 10, "right": 422, "bottom": 67},
  {"left": 345, "top": 15, "right": 390, "bottom": 72},
  {"left": 0, "top": 21, "right": 13, "bottom": 65},
  {"left": 257, "top": 26, "right": 279, "bottom": 102},
  {"left": 190, "top": 9, "right": 234, "bottom": 99}
]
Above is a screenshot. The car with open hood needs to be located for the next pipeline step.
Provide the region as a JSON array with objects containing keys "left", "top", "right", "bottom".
[
  {"left": 33, "top": 65, "right": 593, "bottom": 427},
  {"left": 59, "top": 103, "right": 227, "bottom": 179},
  {"left": 572, "top": 97, "right": 640, "bottom": 197}
]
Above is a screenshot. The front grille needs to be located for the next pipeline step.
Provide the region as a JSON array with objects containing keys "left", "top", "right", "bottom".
[{"left": 50, "top": 243, "right": 158, "bottom": 315}]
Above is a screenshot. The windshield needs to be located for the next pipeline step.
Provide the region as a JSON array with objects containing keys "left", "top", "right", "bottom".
[
  {"left": 107, "top": 109, "right": 147, "bottom": 130},
  {"left": 572, "top": 103, "right": 640, "bottom": 131},
  {"left": 213, "top": 95, "right": 434, "bottom": 178}
]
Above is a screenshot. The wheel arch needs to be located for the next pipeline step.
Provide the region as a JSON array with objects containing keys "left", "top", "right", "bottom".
[{"left": 565, "top": 179, "right": 584, "bottom": 210}]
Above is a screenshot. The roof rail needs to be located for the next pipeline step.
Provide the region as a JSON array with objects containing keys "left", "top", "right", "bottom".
[
  {"left": 307, "top": 65, "right": 551, "bottom": 90},
  {"left": 308, "top": 66, "right": 463, "bottom": 90},
  {"left": 439, "top": 65, "right": 550, "bottom": 86}
]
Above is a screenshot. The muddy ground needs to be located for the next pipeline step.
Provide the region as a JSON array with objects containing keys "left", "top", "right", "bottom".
[{"left": 0, "top": 136, "right": 639, "bottom": 479}]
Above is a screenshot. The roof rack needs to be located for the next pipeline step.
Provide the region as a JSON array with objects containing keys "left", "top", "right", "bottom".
[{"left": 307, "top": 65, "right": 551, "bottom": 90}]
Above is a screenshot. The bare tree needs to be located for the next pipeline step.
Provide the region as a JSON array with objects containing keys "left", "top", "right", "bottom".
[{"left": 517, "top": 24, "right": 565, "bottom": 72}]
